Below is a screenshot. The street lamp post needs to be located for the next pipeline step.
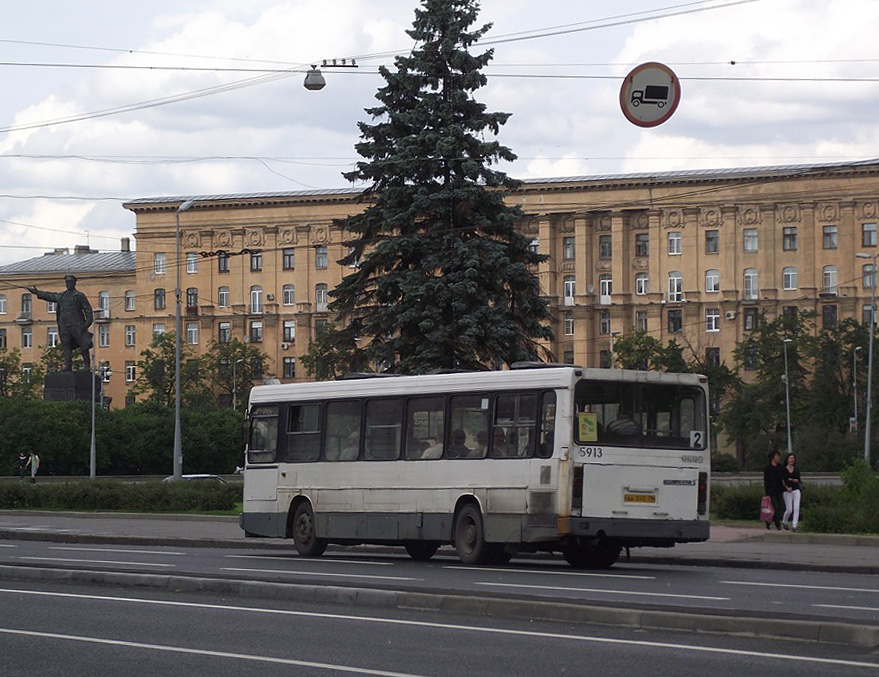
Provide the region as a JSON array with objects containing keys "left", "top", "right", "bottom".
[
  {"left": 782, "top": 338, "right": 793, "bottom": 457},
  {"left": 857, "top": 251, "right": 877, "bottom": 466},
  {"left": 854, "top": 345, "right": 863, "bottom": 433},
  {"left": 174, "top": 200, "right": 195, "bottom": 480}
]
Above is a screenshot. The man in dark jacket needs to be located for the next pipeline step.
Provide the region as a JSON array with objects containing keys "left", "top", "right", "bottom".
[
  {"left": 763, "top": 450, "right": 785, "bottom": 531},
  {"left": 28, "top": 275, "right": 94, "bottom": 371}
]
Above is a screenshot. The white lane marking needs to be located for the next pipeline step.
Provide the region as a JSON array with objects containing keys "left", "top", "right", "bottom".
[
  {"left": 0, "top": 589, "right": 874, "bottom": 670},
  {"left": 815, "top": 604, "right": 879, "bottom": 612},
  {"left": 50, "top": 547, "right": 186, "bottom": 556},
  {"left": 224, "top": 555, "right": 392, "bottom": 566},
  {"left": 475, "top": 582, "right": 729, "bottom": 601},
  {"left": 18, "top": 557, "right": 174, "bottom": 568},
  {"left": 446, "top": 565, "right": 654, "bottom": 580},
  {"left": 0, "top": 544, "right": 16, "bottom": 548},
  {"left": 0, "top": 628, "right": 424, "bottom": 677},
  {"left": 221, "top": 567, "right": 419, "bottom": 582},
  {"left": 722, "top": 580, "right": 879, "bottom": 594}
]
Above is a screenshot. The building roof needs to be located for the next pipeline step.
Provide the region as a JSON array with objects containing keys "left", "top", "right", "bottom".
[{"left": 0, "top": 249, "right": 136, "bottom": 277}]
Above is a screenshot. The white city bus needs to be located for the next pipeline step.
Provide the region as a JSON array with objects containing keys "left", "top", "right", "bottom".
[{"left": 240, "top": 363, "right": 710, "bottom": 568}]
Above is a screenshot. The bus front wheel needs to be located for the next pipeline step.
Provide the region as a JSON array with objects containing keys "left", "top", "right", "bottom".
[
  {"left": 404, "top": 541, "right": 439, "bottom": 561},
  {"left": 454, "top": 504, "right": 488, "bottom": 565},
  {"left": 291, "top": 503, "right": 327, "bottom": 557}
]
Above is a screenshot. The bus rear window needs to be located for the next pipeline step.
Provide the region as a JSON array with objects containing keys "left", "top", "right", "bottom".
[{"left": 574, "top": 380, "right": 706, "bottom": 450}]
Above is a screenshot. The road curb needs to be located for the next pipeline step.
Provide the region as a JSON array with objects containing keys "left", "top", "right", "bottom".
[{"left": 0, "top": 564, "right": 876, "bottom": 648}]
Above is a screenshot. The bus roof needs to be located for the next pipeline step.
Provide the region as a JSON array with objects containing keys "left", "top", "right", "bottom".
[{"left": 248, "top": 367, "right": 706, "bottom": 407}]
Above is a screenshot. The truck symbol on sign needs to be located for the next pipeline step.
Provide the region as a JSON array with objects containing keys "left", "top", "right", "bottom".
[{"left": 631, "top": 85, "right": 669, "bottom": 108}]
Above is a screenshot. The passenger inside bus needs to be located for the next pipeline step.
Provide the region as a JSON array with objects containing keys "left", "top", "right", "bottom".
[
  {"left": 339, "top": 432, "right": 360, "bottom": 461},
  {"left": 606, "top": 410, "right": 639, "bottom": 435},
  {"left": 447, "top": 428, "right": 472, "bottom": 458},
  {"left": 422, "top": 435, "right": 443, "bottom": 459}
]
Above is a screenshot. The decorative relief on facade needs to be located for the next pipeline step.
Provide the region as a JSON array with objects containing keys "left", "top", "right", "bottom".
[
  {"left": 702, "top": 209, "right": 721, "bottom": 227},
  {"left": 184, "top": 231, "right": 201, "bottom": 248},
  {"left": 560, "top": 217, "right": 576, "bottom": 233},
  {"left": 214, "top": 230, "right": 233, "bottom": 248},
  {"left": 627, "top": 211, "right": 649, "bottom": 230},
  {"left": 633, "top": 258, "right": 649, "bottom": 270},
  {"left": 596, "top": 259, "right": 611, "bottom": 272},
  {"left": 741, "top": 207, "right": 760, "bottom": 225},
  {"left": 245, "top": 229, "right": 264, "bottom": 247},
  {"left": 519, "top": 217, "right": 540, "bottom": 235},
  {"left": 779, "top": 204, "right": 800, "bottom": 223},
  {"left": 861, "top": 202, "right": 878, "bottom": 220},
  {"left": 311, "top": 224, "right": 330, "bottom": 244},
  {"left": 817, "top": 203, "right": 838, "bottom": 222},
  {"left": 664, "top": 210, "right": 684, "bottom": 229},
  {"left": 595, "top": 214, "right": 612, "bottom": 232},
  {"left": 278, "top": 228, "right": 298, "bottom": 245}
]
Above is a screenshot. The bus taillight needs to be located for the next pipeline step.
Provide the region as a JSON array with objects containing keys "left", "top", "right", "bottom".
[
  {"left": 572, "top": 465, "right": 584, "bottom": 512},
  {"left": 697, "top": 471, "right": 708, "bottom": 515}
]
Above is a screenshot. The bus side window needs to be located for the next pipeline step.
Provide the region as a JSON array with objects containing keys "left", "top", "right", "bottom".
[
  {"left": 538, "top": 391, "right": 556, "bottom": 458},
  {"left": 405, "top": 396, "right": 444, "bottom": 460},
  {"left": 491, "top": 393, "right": 536, "bottom": 458},
  {"left": 247, "top": 405, "right": 278, "bottom": 464},
  {"left": 365, "top": 398, "right": 402, "bottom": 460},
  {"left": 286, "top": 404, "right": 321, "bottom": 462},
  {"left": 325, "top": 400, "right": 361, "bottom": 461},
  {"left": 448, "top": 394, "right": 489, "bottom": 459}
]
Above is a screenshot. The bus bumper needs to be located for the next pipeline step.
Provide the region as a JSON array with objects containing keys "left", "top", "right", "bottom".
[{"left": 567, "top": 517, "right": 709, "bottom": 546}]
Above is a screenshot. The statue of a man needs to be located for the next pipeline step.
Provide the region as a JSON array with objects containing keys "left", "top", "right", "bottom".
[{"left": 27, "top": 275, "right": 94, "bottom": 371}]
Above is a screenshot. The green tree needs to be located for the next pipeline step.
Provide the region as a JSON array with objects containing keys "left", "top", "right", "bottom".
[
  {"left": 0, "top": 346, "right": 43, "bottom": 399},
  {"left": 306, "top": 0, "right": 553, "bottom": 376},
  {"left": 202, "top": 339, "right": 271, "bottom": 410},
  {"left": 130, "top": 332, "right": 205, "bottom": 407}
]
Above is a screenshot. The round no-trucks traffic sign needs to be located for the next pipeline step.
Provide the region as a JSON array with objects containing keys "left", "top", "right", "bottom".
[{"left": 619, "top": 62, "right": 681, "bottom": 128}]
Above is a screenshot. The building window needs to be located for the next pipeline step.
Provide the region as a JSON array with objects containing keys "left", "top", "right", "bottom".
[
  {"left": 599, "top": 274, "right": 612, "bottom": 304},
  {"left": 598, "top": 235, "right": 612, "bottom": 260},
  {"left": 635, "top": 233, "right": 649, "bottom": 257},
  {"left": 865, "top": 264, "right": 877, "bottom": 289},
  {"left": 283, "top": 319, "right": 296, "bottom": 342},
  {"left": 21, "top": 327, "right": 32, "bottom": 348},
  {"left": 706, "top": 347, "right": 721, "bottom": 367},
  {"left": 154, "top": 252, "right": 166, "bottom": 274},
  {"left": 635, "top": 310, "right": 648, "bottom": 332},
  {"left": 249, "top": 320, "right": 263, "bottom": 343},
  {"left": 563, "top": 312, "right": 574, "bottom": 336},
  {"left": 705, "top": 269, "right": 720, "bottom": 293},
  {"left": 705, "top": 229, "right": 719, "bottom": 254},
  {"left": 743, "top": 228, "right": 758, "bottom": 252},
  {"left": 124, "top": 290, "right": 135, "bottom": 311},
  {"left": 0, "top": 294, "right": 5, "bottom": 314},
  {"left": 563, "top": 236, "right": 575, "bottom": 260},
  {"left": 218, "top": 286, "right": 230, "bottom": 307},
  {"left": 864, "top": 305, "right": 876, "bottom": 326},
  {"left": 154, "top": 289, "right": 166, "bottom": 310},
  {"left": 744, "top": 346, "right": 759, "bottom": 370},
  {"left": 315, "top": 246, "right": 328, "bottom": 269},
  {"left": 47, "top": 301, "right": 56, "bottom": 314},
  {"left": 218, "top": 322, "right": 231, "bottom": 344},
  {"left": 98, "top": 325, "right": 109, "bottom": 348},
  {"left": 186, "top": 288, "right": 198, "bottom": 309},
  {"left": 667, "top": 309, "right": 682, "bottom": 333},
  {"left": 822, "top": 265, "right": 838, "bottom": 295},
  {"left": 125, "top": 325, "right": 136, "bottom": 347},
  {"left": 864, "top": 223, "right": 877, "bottom": 247},
  {"left": 599, "top": 350, "right": 611, "bottom": 369},
  {"left": 283, "top": 248, "right": 295, "bottom": 270},
  {"left": 315, "top": 284, "right": 329, "bottom": 312},
  {"left": 823, "top": 225, "right": 838, "bottom": 249},
  {"left": 125, "top": 361, "right": 136, "bottom": 383},
  {"left": 186, "top": 322, "right": 199, "bottom": 344},
  {"left": 186, "top": 253, "right": 198, "bottom": 273},
  {"left": 250, "top": 285, "right": 263, "bottom": 314},
  {"left": 823, "top": 304, "right": 838, "bottom": 329},
  {"left": 783, "top": 266, "right": 798, "bottom": 291},
  {"left": 706, "top": 308, "right": 720, "bottom": 332},
  {"left": 0, "top": 328, "right": 6, "bottom": 348},
  {"left": 667, "top": 271, "right": 683, "bottom": 302},
  {"left": 635, "top": 273, "right": 648, "bottom": 295},
  {"left": 563, "top": 276, "right": 575, "bottom": 305},
  {"left": 283, "top": 357, "right": 296, "bottom": 379},
  {"left": 98, "top": 291, "right": 110, "bottom": 319},
  {"left": 47, "top": 327, "right": 59, "bottom": 348},
  {"left": 21, "top": 293, "right": 32, "bottom": 315},
  {"left": 153, "top": 323, "right": 165, "bottom": 336},
  {"left": 283, "top": 284, "right": 295, "bottom": 306},
  {"left": 218, "top": 251, "right": 230, "bottom": 273},
  {"left": 249, "top": 250, "right": 262, "bottom": 272},
  {"left": 563, "top": 350, "right": 574, "bottom": 365},
  {"left": 744, "top": 307, "right": 758, "bottom": 331},
  {"left": 599, "top": 310, "right": 610, "bottom": 335},
  {"left": 743, "top": 268, "right": 758, "bottom": 300},
  {"left": 782, "top": 227, "right": 798, "bottom": 251},
  {"left": 667, "top": 231, "right": 682, "bottom": 255}
]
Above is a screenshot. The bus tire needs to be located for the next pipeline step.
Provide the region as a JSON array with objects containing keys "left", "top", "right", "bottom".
[
  {"left": 454, "top": 504, "right": 488, "bottom": 565},
  {"left": 404, "top": 541, "right": 439, "bottom": 561},
  {"left": 291, "top": 502, "right": 327, "bottom": 557},
  {"left": 563, "top": 543, "right": 622, "bottom": 569}
]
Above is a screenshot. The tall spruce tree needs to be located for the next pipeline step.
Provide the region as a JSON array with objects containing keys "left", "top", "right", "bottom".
[{"left": 307, "top": 0, "right": 553, "bottom": 377}]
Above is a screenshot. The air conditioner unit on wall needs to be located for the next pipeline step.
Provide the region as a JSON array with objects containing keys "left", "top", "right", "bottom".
[
  {"left": 725, "top": 311, "right": 737, "bottom": 320},
  {"left": 281, "top": 342, "right": 290, "bottom": 350},
  {"left": 266, "top": 293, "right": 275, "bottom": 301}
]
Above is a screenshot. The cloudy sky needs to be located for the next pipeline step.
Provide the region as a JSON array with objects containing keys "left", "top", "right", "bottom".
[{"left": 0, "top": 0, "right": 877, "bottom": 264}]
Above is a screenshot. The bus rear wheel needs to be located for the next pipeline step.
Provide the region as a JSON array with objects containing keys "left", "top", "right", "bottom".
[
  {"left": 291, "top": 502, "right": 327, "bottom": 557},
  {"left": 404, "top": 541, "right": 439, "bottom": 561},
  {"left": 563, "top": 543, "right": 622, "bottom": 569},
  {"left": 454, "top": 504, "right": 488, "bottom": 565}
]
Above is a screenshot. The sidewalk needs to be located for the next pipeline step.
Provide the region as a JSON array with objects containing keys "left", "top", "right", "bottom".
[{"left": 0, "top": 511, "right": 877, "bottom": 573}]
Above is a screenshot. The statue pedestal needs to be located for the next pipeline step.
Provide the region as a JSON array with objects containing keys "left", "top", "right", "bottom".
[{"left": 43, "top": 371, "right": 99, "bottom": 402}]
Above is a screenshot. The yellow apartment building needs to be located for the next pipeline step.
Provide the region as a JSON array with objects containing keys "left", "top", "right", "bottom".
[{"left": 3, "top": 160, "right": 879, "bottom": 413}]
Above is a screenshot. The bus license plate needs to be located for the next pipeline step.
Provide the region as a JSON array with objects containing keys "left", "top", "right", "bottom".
[{"left": 624, "top": 493, "right": 656, "bottom": 504}]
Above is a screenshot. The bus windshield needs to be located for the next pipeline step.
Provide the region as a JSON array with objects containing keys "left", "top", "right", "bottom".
[{"left": 573, "top": 379, "right": 707, "bottom": 449}]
